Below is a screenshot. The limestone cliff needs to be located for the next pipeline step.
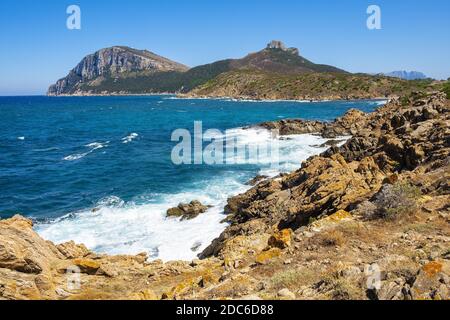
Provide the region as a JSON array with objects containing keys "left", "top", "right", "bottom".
[{"left": 47, "top": 46, "right": 189, "bottom": 96}]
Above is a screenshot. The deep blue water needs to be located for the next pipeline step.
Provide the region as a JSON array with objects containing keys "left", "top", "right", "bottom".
[{"left": 0, "top": 95, "right": 381, "bottom": 260}]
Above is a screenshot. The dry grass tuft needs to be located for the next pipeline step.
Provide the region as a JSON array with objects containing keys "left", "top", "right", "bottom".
[
  {"left": 315, "top": 229, "right": 346, "bottom": 247},
  {"left": 270, "top": 268, "right": 320, "bottom": 290}
]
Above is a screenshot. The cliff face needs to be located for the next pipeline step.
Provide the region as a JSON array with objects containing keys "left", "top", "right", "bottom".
[
  {"left": 47, "top": 46, "right": 189, "bottom": 95},
  {"left": 3, "top": 91, "right": 448, "bottom": 300}
]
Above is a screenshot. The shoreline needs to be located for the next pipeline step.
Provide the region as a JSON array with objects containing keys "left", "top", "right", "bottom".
[
  {"left": 1, "top": 91, "right": 449, "bottom": 300},
  {"left": 176, "top": 93, "right": 392, "bottom": 103},
  {"left": 46, "top": 92, "right": 392, "bottom": 103},
  {"left": 33, "top": 130, "right": 339, "bottom": 261},
  {"left": 30, "top": 97, "right": 387, "bottom": 262},
  {"left": 33, "top": 102, "right": 379, "bottom": 261}
]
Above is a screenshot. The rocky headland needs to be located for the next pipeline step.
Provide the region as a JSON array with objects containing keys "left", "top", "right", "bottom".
[
  {"left": 48, "top": 41, "right": 443, "bottom": 100},
  {"left": 1, "top": 91, "right": 449, "bottom": 300}
]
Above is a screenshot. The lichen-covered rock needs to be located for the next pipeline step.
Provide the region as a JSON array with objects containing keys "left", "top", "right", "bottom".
[
  {"left": 268, "top": 229, "right": 293, "bottom": 249},
  {"left": 225, "top": 154, "right": 384, "bottom": 228},
  {"left": 309, "top": 210, "right": 353, "bottom": 232},
  {"left": 255, "top": 248, "right": 282, "bottom": 265},
  {"left": 411, "top": 261, "right": 450, "bottom": 300}
]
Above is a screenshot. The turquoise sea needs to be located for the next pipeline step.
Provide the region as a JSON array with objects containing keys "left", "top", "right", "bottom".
[{"left": 0, "top": 96, "right": 383, "bottom": 260}]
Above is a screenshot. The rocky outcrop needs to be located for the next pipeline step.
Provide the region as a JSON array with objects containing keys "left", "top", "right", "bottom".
[
  {"left": 201, "top": 91, "right": 449, "bottom": 259},
  {"left": 48, "top": 46, "right": 189, "bottom": 96},
  {"left": 166, "top": 200, "right": 212, "bottom": 220},
  {"left": 0, "top": 215, "right": 225, "bottom": 300},
  {"left": 258, "top": 108, "right": 367, "bottom": 137},
  {"left": 266, "top": 40, "right": 300, "bottom": 56}
]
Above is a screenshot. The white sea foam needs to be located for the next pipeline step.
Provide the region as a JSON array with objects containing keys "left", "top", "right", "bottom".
[
  {"left": 375, "top": 100, "right": 388, "bottom": 106},
  {"left": 122, "top": 133, "right": 139, "bottom": 144},
  {"left": 63, "top": 141, "right": 109, "bottom": 161},
  {"left": 36, "top": 178, "right": 247, "bottom": 261},
  {"left": 38, "top": 127, "right": 347, "bottom": 262},
  {"left": 17, "top": 136, "right": 25, "bottom": 140}
]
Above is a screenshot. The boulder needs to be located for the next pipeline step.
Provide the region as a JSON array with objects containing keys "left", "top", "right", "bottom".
[
  {"left": 309, "top": 210, "right": 353, "bottom": 232},
  {"left": 268, "top": 229, "right": 293, "bottom": 249},
  {"left": 0, "top": 215, "right": 60, "bottom": 274},
  {"left": 167, "top": 200, "right": 211, "bottom": 220},
  {"left": 56, "top": 241, "right": 90, "bottom": 259}
]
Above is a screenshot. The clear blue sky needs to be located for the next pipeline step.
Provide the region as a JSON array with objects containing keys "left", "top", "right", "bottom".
[{"left": 1, "top": 0, "right": 449, "bottom": 95}]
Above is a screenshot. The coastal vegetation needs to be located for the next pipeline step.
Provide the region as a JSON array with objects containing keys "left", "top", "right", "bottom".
[{"left": 188, "top": 70, "right": 437, "bottom": 100}]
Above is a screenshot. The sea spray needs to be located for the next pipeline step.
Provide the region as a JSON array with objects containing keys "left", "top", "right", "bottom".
[{"left": 37, "top": 130, "right": 334, "bottom": 261}]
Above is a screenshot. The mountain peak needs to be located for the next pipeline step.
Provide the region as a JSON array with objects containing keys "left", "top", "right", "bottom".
[
  {"left": 266, "top": 40, "right": 299, "bottom": 56},
  {"left": 48, "top": 46, "right": 189, "bottom": 95}
]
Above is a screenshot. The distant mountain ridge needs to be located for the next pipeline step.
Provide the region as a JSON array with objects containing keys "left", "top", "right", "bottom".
[
  {"left": 47, "top": 41, "right": 435, "bottom": 99},
  {"left": 47, "top": 41, "right": 347, "bottom": 96},
  {"left": 384, "top": 71, "right": 428, "bottom": 80}
]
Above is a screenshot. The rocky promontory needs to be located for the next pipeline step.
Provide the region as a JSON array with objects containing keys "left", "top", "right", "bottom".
[
  {"left": 48, "top": 46, "right": 189, "bottom": 96},
  {"left": 1, "top": 91, "right": 449, "bottom": 300}
]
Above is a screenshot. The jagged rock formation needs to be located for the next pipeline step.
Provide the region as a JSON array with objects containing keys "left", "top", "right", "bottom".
[
  {"left": 266, "top": 40, "right": 299, "bottom": 56},
  {"left": 202, "top": 92, "right": 449, "bottom": 256},
  {"left": 228, "top": 41, "right": 345, "bottom": 75},
  {"left": 47, "top": 46, "right": 189, "bottom": 95},
  {"left": 1, "top": 91, "right": 449, "bottom": 300}
]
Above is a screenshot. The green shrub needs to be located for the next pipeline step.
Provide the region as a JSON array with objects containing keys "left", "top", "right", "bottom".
[
  {"left": 363, "top": 182, "right": 421, "bottom": 220},
  {"left": 442, "top": 82, "right": 450, "bottom": 99}
]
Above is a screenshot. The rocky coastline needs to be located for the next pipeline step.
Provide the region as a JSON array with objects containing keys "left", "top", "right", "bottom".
[
  {"left": 1, "top": 91, "right": 449, "bottom": 300},
  {"left": 180, "top": 92, "right": 392, "bottom": 103}
]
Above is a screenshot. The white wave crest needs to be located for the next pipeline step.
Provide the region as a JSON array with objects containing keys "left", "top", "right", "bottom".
[
  {"left": 122, "top": 133, "right": 139, "bottom": 144},
  {"left": 39, "top": 127, "right": 349, "bottom": 261},
  {"left": 63, "top": 141, "right": 109, "bottom": 161}
]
